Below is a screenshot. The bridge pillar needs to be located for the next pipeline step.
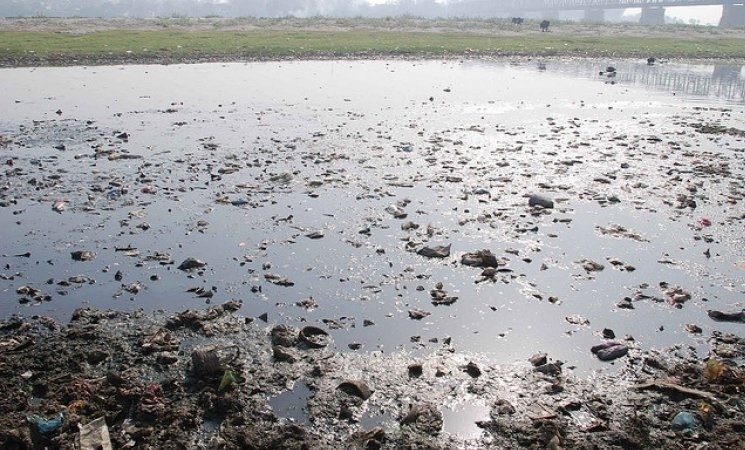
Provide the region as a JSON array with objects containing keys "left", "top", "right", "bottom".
[
  {"left": 639, "top": 7, "right": 665, "bottom": 25},
  {"left": 584, "top": 8, "right": 604, "bottom": 22},
  {"left": 719, "top": 3, "right": 745, "bottom": 27}
]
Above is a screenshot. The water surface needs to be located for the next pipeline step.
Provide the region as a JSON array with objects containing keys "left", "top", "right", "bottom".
[{"left": 1, "top": 59, "right": 743, "bottom": 385}]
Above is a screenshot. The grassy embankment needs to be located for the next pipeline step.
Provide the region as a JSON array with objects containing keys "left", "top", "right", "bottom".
[{"left": 1, "top": 21, "right": 744, "bottom": 65}]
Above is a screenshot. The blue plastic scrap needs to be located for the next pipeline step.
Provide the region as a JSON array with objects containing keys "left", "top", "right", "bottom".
[
  {"left": 671, "top": 411, "right": 698, "bottom": 433},
  {"left": 27, "top": 411, "right": 65, "bottom": 434}
]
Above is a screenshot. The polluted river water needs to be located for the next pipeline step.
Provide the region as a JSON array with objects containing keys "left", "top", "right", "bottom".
[{"left": 1, "top": 58, "right": 744, "bottom": 441}]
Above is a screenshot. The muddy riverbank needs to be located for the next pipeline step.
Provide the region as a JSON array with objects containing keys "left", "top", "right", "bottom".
[
  {"left": 1, "top": 302, "right": 744, "bottom": 449},
  {"left": 1, "top": 59, "right": 744, "bottom": 447}
]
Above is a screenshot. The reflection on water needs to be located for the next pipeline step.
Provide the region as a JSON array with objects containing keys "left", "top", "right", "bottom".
[
  {"left": 268, "top": 382, "right": 313, "bottom": 426},
  {"left": 531, "top": 60, "right": 744, "bottom": 102},
  {"left": 0, "top": 60, "right": 743, "bottom": 381},
  {"left": 441, "top": 401, "right": 489, "bottom": 440}
]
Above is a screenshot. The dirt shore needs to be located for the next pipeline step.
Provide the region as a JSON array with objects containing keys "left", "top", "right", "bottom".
[
  {"left": 1, "top": 18, "right": 744, "bottom": 449},
  {"left": 1, "top": 303, "right": 743, "bottom": 449}
]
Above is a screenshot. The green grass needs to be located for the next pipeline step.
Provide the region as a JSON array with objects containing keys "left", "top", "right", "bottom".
[{"left": 1, "top": 28, "right": 744, "bottom": 63}]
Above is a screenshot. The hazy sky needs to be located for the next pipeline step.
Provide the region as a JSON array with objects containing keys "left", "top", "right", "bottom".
[
  {"left": 368, "top": 1, "right": 723, "bottom": 26},
  {"left": 2, "top": 0, "right": 726, "bottom": 25}
]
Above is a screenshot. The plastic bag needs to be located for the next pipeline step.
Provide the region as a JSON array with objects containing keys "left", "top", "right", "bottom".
[{"left": 76, "top": 417, "right": 113, "bottom": 450}]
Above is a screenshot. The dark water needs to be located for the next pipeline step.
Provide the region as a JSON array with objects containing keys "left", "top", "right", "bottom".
[
  {"left": 269, "top": 382, "right": 313, "bottom": 426},
  {"left": 1, "top": 59, "right": 743, "bottom": 392}
]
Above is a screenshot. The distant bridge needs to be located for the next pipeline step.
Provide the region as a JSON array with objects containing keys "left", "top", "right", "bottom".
[{"left": 456, "top": 0, "right": 745, "bottom": 27}]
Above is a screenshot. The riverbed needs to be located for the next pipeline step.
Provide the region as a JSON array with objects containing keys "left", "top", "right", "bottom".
[{"left": 1, "top": 58, "right": 744, "bottom": 443}]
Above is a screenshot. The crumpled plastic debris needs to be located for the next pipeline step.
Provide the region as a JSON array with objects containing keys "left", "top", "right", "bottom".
[
  {"left": 590, "top": 341, "right": 628, "bottom": 361},
  {"left": 27, "top": 411, "right": 64, "bottom": 434},
  {"left": 671, "top": 411, "right": 698, "bottom": 433},
  {"left": 218, "top": 369, "right": 238, "bottom": 392},
  {"left": 76, "top": 416, "right": 113, "bottom": 450}
]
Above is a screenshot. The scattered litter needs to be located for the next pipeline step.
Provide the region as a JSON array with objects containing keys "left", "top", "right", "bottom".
[
  {"left": 408, "top": 309, "right": 431, "bottom": 320},
  {"left": 299, "top": 326, "right": 331, "bottom": 348},
  {"left": 76, "top": 416, "right": 112, "bottom": 450},
  {"left": 70, "top": 250, "right": 96, "bottom": 261},
  {"left": 218, "top": 369, "right": 239, "bottom": 392},
  {"left": 671, "top": 411, "right": 698, "bottom": 433},
  {"left": 590, "top": 342, "right": 628, "bottom": 361},
  {"left": 528, "top": 194, "right": 554, "bottom": 209},
  {"left": 52, "top": 199, "right": 67, "bottom": 213},
  {"left": 337, "top": 380, "right": 373, "bottom": 400},
  {"left": 191, "top": 344, "right": 239, "bottom": 378},
  {"left": 708, "top": 310, "right": 745, "bottom": 322},
  {"left": 418, "top": 244, "right": 451, "bottom": 258},
  {"left": 177, "top": 257, "right": 206, "bottom": 271},
  {"left": 27, "top": 411, "right": 64, "bottom": 434}
]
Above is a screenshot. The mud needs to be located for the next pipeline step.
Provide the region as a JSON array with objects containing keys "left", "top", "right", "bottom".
[
  {"left": 1, "top": 58, "right": 744, "bottom": 447},
  {"left": 1, "top": 303, "right": 744, "bottom": 449}
]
